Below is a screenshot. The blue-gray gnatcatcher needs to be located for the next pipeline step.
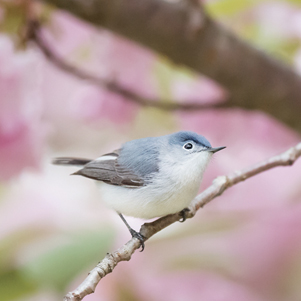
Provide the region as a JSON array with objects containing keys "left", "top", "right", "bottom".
[{"left": 53, "top": 131, "right": 225, "bottom": 250}]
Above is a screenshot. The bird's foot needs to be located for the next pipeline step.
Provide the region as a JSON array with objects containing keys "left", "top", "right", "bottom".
[
  {"left": 130, "top": 229, "right": 146, "bottom": 252},
  {"left": 179, "top": 208, "right": 190, "bottom": 222}
]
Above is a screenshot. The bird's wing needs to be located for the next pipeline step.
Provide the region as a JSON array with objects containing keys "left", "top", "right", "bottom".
[
  {"left": 52, "top": 157, "right": 92, "bottom": 166},
  {"left": 73, "top": 150, "right": 145, "bottom": 188}
]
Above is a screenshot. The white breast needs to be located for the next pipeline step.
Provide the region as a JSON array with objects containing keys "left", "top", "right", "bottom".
[{"left": 98, "top": 151, "right": 212, "bottom": 219}]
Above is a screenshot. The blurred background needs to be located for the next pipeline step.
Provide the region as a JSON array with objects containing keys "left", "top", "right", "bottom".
[{"left": 1, "top": 0, "right": 301, "bottom": 300}]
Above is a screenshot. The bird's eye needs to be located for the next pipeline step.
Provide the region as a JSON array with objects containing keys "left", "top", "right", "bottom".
[{"left": 184, "top": 143, "right": 193, "bottom": 150}]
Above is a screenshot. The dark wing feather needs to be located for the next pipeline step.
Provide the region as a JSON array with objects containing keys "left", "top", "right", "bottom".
[
  {"left": 52, "top": 157, "right": 92, "bottom": 166},
  {"left": 73, "top": 150, "right": 145, "bottom": 188}
]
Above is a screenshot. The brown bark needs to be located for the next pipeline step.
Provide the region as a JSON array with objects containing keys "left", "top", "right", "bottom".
[
  {"left": 29, "top": 20, "right": 226, "bottom": 111},
  {"left": 37, "top": 0, "right": 301, "bottom": 133}
]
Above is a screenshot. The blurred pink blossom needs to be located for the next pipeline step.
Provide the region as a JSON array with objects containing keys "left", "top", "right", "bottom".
[
  {"left": 0, "top": 163, "right": 115, "bottom": 240},
  {"left": 38, "top": 12, "right": 156, "bottom": 126},
  {"left": 255, "top": 2, "right": 300, "bottom": 40},
  {"left": 93, "top": 270, "right": 267, "bottom": 301},
  {"left": 254, "top": 2, "right": 301, "bottom": 77},
  {"left": 95, "top": 34, "right": 157, "bottom": 98},
  {"left": 171, "top": 75, "right": 226, "bottom": 104},
  {"left": 141, "top": 272, "right": 266, "bottom": 301},
  {"left": 1, "top": 4, "right": 301, "bottom": 301},
  {"left": 71, "top": 85, "right": 138, "bottom": 125},
  {"left": 0, "top": 35, "right": 45, "bottom": 180},
  {"left": 229, "top": 205, "right": 301, "bottom": 298},
  {"left": 41, "top": 12, "right": 96, "bottom": 58}
]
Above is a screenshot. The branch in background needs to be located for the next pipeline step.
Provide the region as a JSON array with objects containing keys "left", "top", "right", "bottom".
[
  {"left": 28, "top": 20, "right": 227, "bottom": 112},
  {"left": 37, "top": 0, "right": 301, "bottom": 133},
  {"left": 64, "top": 142, "right": 301, "bottom": 301}
]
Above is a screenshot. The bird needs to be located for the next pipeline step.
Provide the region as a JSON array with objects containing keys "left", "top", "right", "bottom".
[{"left": 53, "top": 131, "right": 225, "bottom": 250}]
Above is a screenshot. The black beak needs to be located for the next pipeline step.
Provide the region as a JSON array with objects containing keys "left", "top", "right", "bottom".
[{"left": 207, "top": 146, "right": 226, "bottom": 153}]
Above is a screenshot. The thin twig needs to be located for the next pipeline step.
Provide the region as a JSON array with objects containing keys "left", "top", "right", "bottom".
[
  {"left": 64, "top": 142, "right": 301, "bottom": 301},
  {"left": 27, "top": 20, "right": 228, "bottom": 111}
]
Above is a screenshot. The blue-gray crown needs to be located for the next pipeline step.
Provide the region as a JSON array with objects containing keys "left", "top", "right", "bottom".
[
  {"left": 168, "top": 131, "right": 212, "bottom": 148},
  {"left": 118, "top": 131, "right": 211, "bottom": 180}
]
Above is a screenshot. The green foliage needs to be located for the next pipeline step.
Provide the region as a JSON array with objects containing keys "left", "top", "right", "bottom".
[
  {"left": 22, "top": 230, "right": 114, "bottom": 292},
  {"left": 270, "top": 39, "right": 301, "bottom": 64},
  {"left": 0, "top": 2, "right": 26, "bottom": 36},
  {"left": 207, "top": 0, "right": 301, "bottom": 17},
  {"left": 286, "top": 0, "right": 301, "bottom": 7},
  {"left": 207, "top": 0, "right": 262, "bottom": 17},
  {"left": 0, "top": 228, "right": 57, "bottom": 274},
  {"left": 133, "top": 58, "right": 180, "bottom": 135},
  {"left": 0, "top": 229, "right": 52, "bottom": 300},
  {"left": 0, "top": 1, "right": 54, "bottom": 47},
  {"left": 0, "top": 269, "right": 37, "bottom": 301},
  {"left": 0, "top": 229, "right": 114, "bottom": 300},
  {"left": 207, "top": 0, "right": 301, "bottom": 64},
  {"left": 282, "top": 254, "right": 301, "bottom": 300},
  {"left": 116, "top": 284, "right": 141, "bottom": 301},
  {"left": 153, "top": 58, "right": 177, "bottom": 100}
]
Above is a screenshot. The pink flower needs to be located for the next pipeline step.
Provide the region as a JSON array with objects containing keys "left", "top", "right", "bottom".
[
  {"left": 255, "top": 2, "right": 299, "bottom": 40},
  {"left": 71, "top": 84, "right": 138, "bottom": 125},
  {"left": 0, "top": 35, "right": 45, "bottom": 180},
  {"left": 171, "top": 75, "right": 226, "bottom": 104},
  {"left": 38, "top": 11, "right": 156, "bottom": 125}
]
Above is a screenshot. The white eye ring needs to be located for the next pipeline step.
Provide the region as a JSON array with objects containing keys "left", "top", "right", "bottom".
[{"left": 183, "top": 142, "right": 193, "bottom": 150}]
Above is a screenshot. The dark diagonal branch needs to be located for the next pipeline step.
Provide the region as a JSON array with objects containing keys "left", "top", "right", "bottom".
[
  {"left": 37, "top": 0, "right": 301, "bottom": 133},
  {"left": 64, "top": 142, "right": 301, "bottom": 301},
  {"left": 28, "top": 20, "right": 226, "bottom": 111}
]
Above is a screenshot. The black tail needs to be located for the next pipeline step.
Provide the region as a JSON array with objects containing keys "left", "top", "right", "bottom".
[{"left": 52, "top": 157, "right": 92, "bottom": 166}]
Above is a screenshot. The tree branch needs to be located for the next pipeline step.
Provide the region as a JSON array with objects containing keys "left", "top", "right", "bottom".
[
  {"left": 28, "top": 20, "right": 226, "bottom": 111},
  {"left": 64, "top": 142, "right": 301, "bottom": 301},
  {"left": 37, "top": 0, "right": 301, "bottom": 133}
]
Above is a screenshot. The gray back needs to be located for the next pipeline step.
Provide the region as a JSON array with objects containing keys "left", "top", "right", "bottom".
[{"left": 118, "top": 137, "right": 161, "bottom": 178}]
